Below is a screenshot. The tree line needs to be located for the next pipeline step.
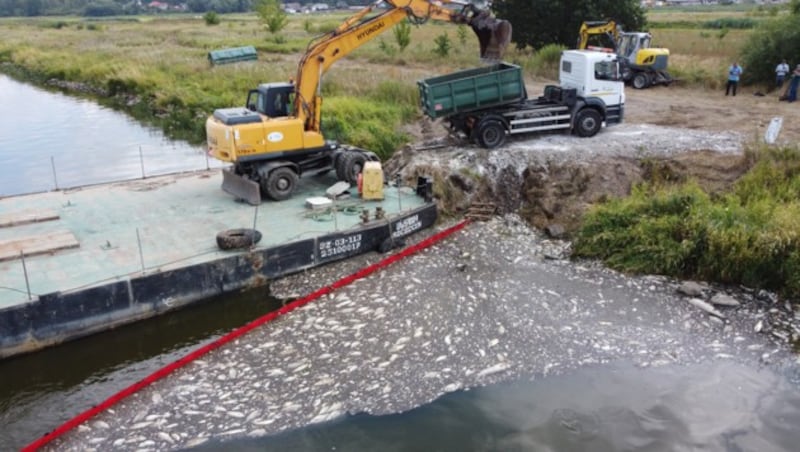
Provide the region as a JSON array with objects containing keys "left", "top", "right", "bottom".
[{"left": 0, "top": 0, "right": 373, "bottom": 17}]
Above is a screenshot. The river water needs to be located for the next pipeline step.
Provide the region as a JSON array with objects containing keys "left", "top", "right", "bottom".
[
  {"left": 0, "top": 74, "right": 219, "bottom": 197},
  {"left": 1, "top": 74, "right": 799, "bottom": 451}
]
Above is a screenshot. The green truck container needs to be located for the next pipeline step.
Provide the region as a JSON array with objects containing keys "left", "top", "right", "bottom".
[
  {"left": 417, "top": 63, "right": 525, "bottom": 119},
  {"left": 208, "top": 46, "right": 258, "bottom": 65}
]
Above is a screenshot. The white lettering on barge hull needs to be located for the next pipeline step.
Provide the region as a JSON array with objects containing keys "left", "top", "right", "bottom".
[
  {"left": 319, "top": 234, "right": 362, "bottom": 259},
  {"left": 392, "top": 214, "right": 422, "bottom": 238}
]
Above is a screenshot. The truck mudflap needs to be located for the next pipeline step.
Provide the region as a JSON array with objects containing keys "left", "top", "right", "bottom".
[{"left": 221, "top": 167, "right": 261, "bottom": 205}]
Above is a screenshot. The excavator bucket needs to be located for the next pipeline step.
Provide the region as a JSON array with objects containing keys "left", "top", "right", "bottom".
[
  {"left": 470, "top": 13, "right": 512, "bottom": 61},
  {"left": 221, "top": 167, "right": 262, "bottom": 205}
]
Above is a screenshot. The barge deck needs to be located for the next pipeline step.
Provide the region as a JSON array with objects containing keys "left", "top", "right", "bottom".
[{"left": 0, "top": 170, "right": 435, "bottom": 358}]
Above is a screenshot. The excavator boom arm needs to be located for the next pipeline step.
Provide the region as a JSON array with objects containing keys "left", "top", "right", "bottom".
[
  {"left": 293, "top": 0, "right": 511, "bottom": 132},
  {"left": 577, "top": 19, "right": 619, "bottom": 51}
]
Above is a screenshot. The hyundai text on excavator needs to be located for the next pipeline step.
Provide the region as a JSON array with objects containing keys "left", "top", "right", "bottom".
[
  {"left": 577, "top": 20, "right": 671, "bottom": 89},
  {"left": 206, "top": 0, "right": 511, "bottom": 204}
]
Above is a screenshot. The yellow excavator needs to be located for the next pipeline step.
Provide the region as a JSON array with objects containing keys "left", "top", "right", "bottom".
[
  {"left": 577, "top": 20, "right": 671, "bottom": 90},
  {"left": 206, "top": 0, "right": 511, "bottom": 204}
]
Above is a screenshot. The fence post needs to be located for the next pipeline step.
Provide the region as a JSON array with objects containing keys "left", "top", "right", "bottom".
[
  {"left": 139, "top": 146, "right": 146, "bottom": 179},
  {"left": 136, "top": 228, "right": 145, "bottom": 273},
  {"left": 51, "top": 156, "right": 59, "bottom": 191},
  {"left": 20, "top": 251, "right": 32, "bottom": 300}
]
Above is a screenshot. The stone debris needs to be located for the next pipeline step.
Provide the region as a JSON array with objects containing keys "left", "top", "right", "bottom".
[{"left": 49, "top": 215, "right": 798, "bottom": 451}]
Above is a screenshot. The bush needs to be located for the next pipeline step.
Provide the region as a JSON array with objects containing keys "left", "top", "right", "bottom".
[
  {"left": 433, "top": 32, "right": 451, "bottom": 57},
  {"left": 321, "top": 96, "right": 410, "bottom": 159},
  {"left": 740, "top": 12, "right": 800, "bottom": 85},
  {"left": 393, "top": 20, "right": 411, "bottom": 52},
  {"left": 573, "top": 147, "right": 800, "bottom": 300},
  {"left": 204, "top": 11, "right": 220, "bottom": 26},
  {"left": 702, "top": 18, "right": 757, "bottom": 29}
]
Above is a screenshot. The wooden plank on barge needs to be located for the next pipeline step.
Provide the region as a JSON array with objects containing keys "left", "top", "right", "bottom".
[
  {"left": 0, "top": 231, "right": 79, "bottom": 262},
  {"left": 0, "top": 209, "right": 59, "bottom": 228}
]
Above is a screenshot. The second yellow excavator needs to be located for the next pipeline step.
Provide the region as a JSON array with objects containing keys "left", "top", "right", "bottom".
[
  {"left": 577, "top": 20, "right": 672, "bottom": 90},
  {"left": 206, "top": 0, "right": 511, "bottom": 204}
]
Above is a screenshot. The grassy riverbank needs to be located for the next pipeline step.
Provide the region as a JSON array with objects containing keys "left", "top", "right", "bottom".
[{"left": 574, "top": 146, "right": 800, "bottom": 301}]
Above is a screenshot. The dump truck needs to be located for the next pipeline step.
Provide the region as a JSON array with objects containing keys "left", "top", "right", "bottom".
[{"left": 417, "top": 50, "right": 625, "bottom": 148}]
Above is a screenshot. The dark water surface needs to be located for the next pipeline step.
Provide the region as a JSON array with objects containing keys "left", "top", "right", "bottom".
[
  {"left": 189, "top": 361, "right": 800, "bottom": 452},
  {"left": 0, "top": 74, "right": 219, "bottom": 197},
  {"left": 0, "top": 288, "right": 282, "bottom": 450}
]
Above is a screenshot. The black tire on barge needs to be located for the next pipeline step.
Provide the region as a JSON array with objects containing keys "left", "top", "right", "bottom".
[{"left": 216, "top": 228, "right": 262, "bottom": 250}]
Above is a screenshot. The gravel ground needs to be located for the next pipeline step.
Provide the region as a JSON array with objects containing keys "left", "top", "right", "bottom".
[{"left": 49, "top": 216, "right": 800, "bottom": 451}]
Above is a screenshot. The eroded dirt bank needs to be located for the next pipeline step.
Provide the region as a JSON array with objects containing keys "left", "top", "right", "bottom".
[{"left": 390, "top": 84, "right": 797, "bottom": 235}]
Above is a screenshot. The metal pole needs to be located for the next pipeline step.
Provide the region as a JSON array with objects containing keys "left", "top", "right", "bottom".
[
  {"left": 20, "top": 251, "right": 32, "bottom": 300},
  {"left": 136, "top": 228, "right": 145, "bottom": 273},
  {"left": 139, "top": 146, "right": 146, "bottom": 179},
  {"left": 51, "top": 156, "right": 59, "bottom": 190},
  {"left": 205, "top": 149, "right": 210, "bottom": 170},
  {"left": 396, "top": 174, "right": 402, "bottom": 211},
  {"left": 252, "top": 204, "right": 259, "bottom": 247},
  {"left": 333, "top": 198, "right": 338, "bottom": 231}
]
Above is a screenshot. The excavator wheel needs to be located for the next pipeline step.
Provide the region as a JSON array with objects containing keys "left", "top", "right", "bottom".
[
  {"left": 632, "top": 72, "right": 651, "bottom": 89},
  {"left": 264, "top": 166, "right": 299, "bottom": 201},
  {"left": 334, "top": 153, "right": 348, "bottom": 182}
]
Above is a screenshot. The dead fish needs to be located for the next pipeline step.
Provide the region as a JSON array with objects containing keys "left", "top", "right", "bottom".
[
  {"left": 687, "top": 298, "right": 726, "bottom": 319},
  {"left": 477, "top": 363, "right": 510, "bottom": 378}
]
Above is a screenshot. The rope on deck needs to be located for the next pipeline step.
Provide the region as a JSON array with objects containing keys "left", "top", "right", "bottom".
[{"left": 23, "top": 219, "right": 471, "bottom": 451}]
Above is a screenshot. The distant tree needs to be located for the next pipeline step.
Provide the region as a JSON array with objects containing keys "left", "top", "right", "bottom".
[
  {"left": 255, "top": 0, "right": 287, "bottom": 35},
  {"left": 433, "top": 32, "right": 451, "bottom": 57},
  {"left": 393, "top": 19, "right": 411, "bottom": 52},
  {"left": 188, "top": 0, "right": 211, "bottom": 12},
  {"left": 492, "top": 0, "right": 646, "bottom": 50},
  {"left": 83, "top": 1, "right": 123, "bottom": 16},
  {"left": 25, "top": 0, "right": 42, "bottom": 16},
  {"left": 740, "top": 7, "right": 800, "bottom": 85}
]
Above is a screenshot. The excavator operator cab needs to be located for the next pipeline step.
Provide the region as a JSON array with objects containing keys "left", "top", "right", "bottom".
[
  {"left": 247, "top": 82, "right": 295, "bottom": 118},
  {"left": 617, "top": 32, "right": 651, "bottom": 61}
]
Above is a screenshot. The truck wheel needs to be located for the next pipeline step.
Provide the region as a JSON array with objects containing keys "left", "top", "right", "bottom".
[
  {"left": 476, "top": 120, "right": 506, "bottom": 149},
  {"left": 264, "top": 167, "right": 298, "bottom": 201},
  {"left": 342, "top": 152, "right": 367, "bottom": 185},
  {"left": 574, "top": 109, "right": 602, "bottom": 138},
  {"left": 632, "top": 72, "right": 650, "bottom": 89}
]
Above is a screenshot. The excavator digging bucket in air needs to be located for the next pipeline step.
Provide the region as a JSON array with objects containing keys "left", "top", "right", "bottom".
[{"left": 470, "top": 15, "right": 512, "bottom": 62}]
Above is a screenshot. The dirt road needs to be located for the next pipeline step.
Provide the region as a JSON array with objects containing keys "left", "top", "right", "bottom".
[{"left": 625, "top": 84, "right": 798, "bottom": 145}]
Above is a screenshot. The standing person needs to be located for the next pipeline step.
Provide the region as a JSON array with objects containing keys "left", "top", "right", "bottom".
[
  {"left": 787, "top": 64, "right": 800, "bottom": 103},
  {"left": 725, "top": 62, "right": 743, "bottom": 96},
  {"left": 776, "top": 59, "right": 790, "bottom": 89}
]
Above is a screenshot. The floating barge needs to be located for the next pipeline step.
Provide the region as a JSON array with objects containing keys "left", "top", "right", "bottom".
[{"left": 0, "top": 170, "right": 436, "bottom": 359}]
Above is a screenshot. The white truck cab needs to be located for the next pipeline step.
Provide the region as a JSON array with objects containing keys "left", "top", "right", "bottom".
[{"left": 559, "top": 50, "right": 626, "bottom": 112}]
